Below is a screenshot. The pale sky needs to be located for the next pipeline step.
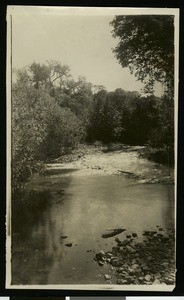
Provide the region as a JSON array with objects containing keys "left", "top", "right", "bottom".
[
  {"left": 10, "top": 8, "right": 165, "bottom": 95},
  {"left": 11, "top": 13, "right": 146, "bottom": 93}
]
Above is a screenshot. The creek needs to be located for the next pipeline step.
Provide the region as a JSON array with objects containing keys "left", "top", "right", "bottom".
[{"left": 12, "top": 148, "right": 174, "bottom": 285}]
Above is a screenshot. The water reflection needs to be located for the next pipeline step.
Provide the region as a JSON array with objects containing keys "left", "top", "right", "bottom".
[{"left": 12, "top": 170, "right": 174, "bottom": 285}]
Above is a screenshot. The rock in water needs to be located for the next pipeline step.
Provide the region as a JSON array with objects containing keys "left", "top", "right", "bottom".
[
  {"left": 61, "top": 235, "right": 68, "bottom": 239},
  {"left": 104, "top": 274, "right": 111, "bottom": 280},
  {"left": 102, "top": 228, "right": 126, "bottom": 238},
  {"left": 132, "top": 233, "right": 138, "bottom": 238},
  {"left": 65, "top": 242, "right": 73, "bottom": 247},
  {"left": 145, "top": 274, "right": 152, "bottom": 281},
  {"left": 98, "top": 260, "right": 104, "bottom": 266},
  {"left": 126, "top": 234, "right": 132, "bottom": 239}
]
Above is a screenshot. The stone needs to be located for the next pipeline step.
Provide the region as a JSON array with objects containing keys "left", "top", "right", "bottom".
[
  {"left": 157, "top": 233, "right": 164, "bottom": 238},
  {"left": 126, "top": 234, "right": 132, "bottom": 239},
  {"left": 106, "top": 252, "right": 113, "bottom": 257},
  {"left": 121, "top": 280, "right": 128, "bottom": 284},
  {"left": 126, "top": 276, "right": 135, "bottom": 283},
  {"left": 147, "top": 256, "right": 153, "bottom": 261},
  {"left": 145, "top": 274, "right": 152, "bottom": 281},
  {"left": 118, "top": 274, "right": 125, "bottom": 279},
  {"left": 138, "top": 277, "right": 144, "bottom": 282},
  {"left": 129, "top": 268, "right": 136, "bottom": 275},
  {"left": 132, "top": 233, "right": 138, "bottom": 238},
  {"left": 117, "top": 267, "right": 124, "bottom": 273},
  {"left": 158, "top": 227, "right": 164, "bottom": 231},
  {"left": 119, "top": 240, "right": 127, "bottom": 246},
  {"left": 164, "top": 277, "right": 174, "bottom": 284},
  {"left": 65, "top": 242, "right": 73, "bottom": 247},
  {"left": 153, "top": 279, "right": 161, "bottom": 284},
  {"left": 162, "top": 262, "right": 169, "bottom": 267},
  {"left": 143, "top": 230, "right": 150, "bottom": 236},
  {"left": 117, "top": 279, "right": 123, "bottom": 284},
  {"left": 98, "top": 260, "right": 104, "bottom": 266},
  {"left": 126, "top": 245, "right": 136, "bottom": 253},
  {"left": 104, "top": 274, "right": 111, "bottom": 280},
  {"left": 131, "top": 263, "right": 140, "bottom": 269},
  {"left": 141, "top": 265, "right": 149, "bottom": 271},
  {"left": 111, "top": 259, "right": 121, "bottom": 266},
  {"left": 61, "top": 235, "right": 68, "bottom": 239},
  {"left": 154, "top": 273, "right": 162, "bottom": 279}
]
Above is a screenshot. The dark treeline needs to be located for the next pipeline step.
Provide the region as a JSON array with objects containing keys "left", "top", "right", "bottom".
[{"left": 12, "top": 60, "right": 174, "bottom": 193}]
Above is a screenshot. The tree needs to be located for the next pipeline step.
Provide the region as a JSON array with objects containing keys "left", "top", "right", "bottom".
[
  {"left": 29, "top": 62, "right": 51, "bottom": 89},
  {"left": 12, "top": 69, "right": 85, "bottom": 192},
  {"left": 29, "top": 61, "right": 70, "bottom": 90},
  {"left": 110, "top": 15, "right": 174, "bottom": 94}
]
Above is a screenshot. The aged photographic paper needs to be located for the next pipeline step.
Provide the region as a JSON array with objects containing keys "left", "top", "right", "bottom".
[{"left": 6, "top": 6, "right": 179, "bottom": 290}]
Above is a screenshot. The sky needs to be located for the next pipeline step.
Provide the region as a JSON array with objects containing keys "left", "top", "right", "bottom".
[
  {"left": 11, "top": 8, "right": 164, "bottom": 95},
  {"left": 11, "top": 13, "right": 145, "bottom": 93}
]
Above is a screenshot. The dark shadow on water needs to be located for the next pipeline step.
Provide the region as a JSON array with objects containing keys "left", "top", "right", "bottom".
[
  {"left": 12, "top": 189, "right": 52, "bottom": 237},
  {"left": 12, "top": 174, "right": 72, "bottom": 284},
  {"left": 12, "top": 173, "right": 72, "bottom": 237},
  {"left": 44, "top": 168, "right": 79, "bottom": 176}
]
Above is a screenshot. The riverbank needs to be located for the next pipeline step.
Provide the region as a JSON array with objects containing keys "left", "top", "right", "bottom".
[{"left": 47, "top": 143, "right": 174, "bottom": 184}]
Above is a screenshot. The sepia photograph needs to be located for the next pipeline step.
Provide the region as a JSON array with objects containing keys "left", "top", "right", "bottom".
[{"left": 6, "top": 6, "right": 179, "bottom": 290}]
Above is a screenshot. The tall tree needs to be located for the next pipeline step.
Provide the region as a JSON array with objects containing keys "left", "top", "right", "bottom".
[{"left": 110, "top": 15, "right": 174, "bottom": 94}]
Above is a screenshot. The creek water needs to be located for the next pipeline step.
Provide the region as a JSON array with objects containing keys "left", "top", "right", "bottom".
[{"left": 12, "top": 151, "right": 174, "bottom": 285}]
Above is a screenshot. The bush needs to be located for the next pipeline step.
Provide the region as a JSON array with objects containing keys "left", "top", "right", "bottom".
[
  {"left": 39, "top": 107, "right": 85, "bottom": 159},
  {"left": 12, "top": 76, "right": 85, "bottom": 192},
  {"left": 140, "top": 146, "right": 174, "bottom": 166}
]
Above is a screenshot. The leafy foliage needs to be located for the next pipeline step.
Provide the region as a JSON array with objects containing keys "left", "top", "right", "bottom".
[
  {"left": 86, "top": 88, "right": 158, "bottom": 145},
  {"left": 110, "top": 15, "right": 174, "bottom": 93},
  {"left": 110, "top": 15, "right": 175, "bottom": 164},
  {"left": 12, "top": 69, "right": 85, "bottom": 192},
  {"left": 147, "top": 93, "right": 174, "bottom": 165}
]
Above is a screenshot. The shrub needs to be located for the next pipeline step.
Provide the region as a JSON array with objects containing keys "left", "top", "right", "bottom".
[{"left": 12, "top": 76, "right": 84, "bottom": 192}]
